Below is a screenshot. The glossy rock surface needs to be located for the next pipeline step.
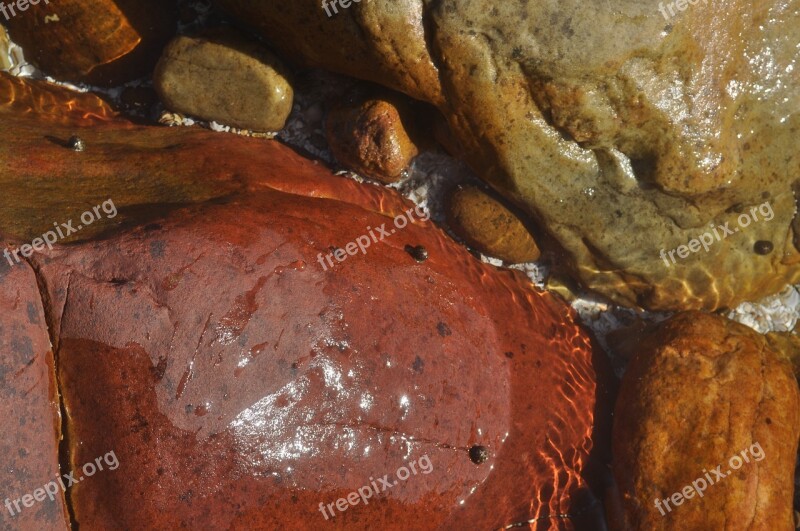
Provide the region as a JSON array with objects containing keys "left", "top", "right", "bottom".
[
  {"left": 2, "top": 0, "right": 176, "bottom": 84},
  {"left": 0, "top": 74, "right": 611, "bottom": 529},
  {"left": 155, "top": 33, "right": 294, "bottom": 132},
  {"left": 214, "top": 0, "right": 800, "bottom": 311},
  {"left": 610, "top": 312, "right": 800, "bottom": 530}
]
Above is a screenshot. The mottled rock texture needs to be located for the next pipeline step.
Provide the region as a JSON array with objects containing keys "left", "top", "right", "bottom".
[
  {"left": 0, "top": 261, "right": 68, "bottom": 531},
  {"left": 2, "top": 0, "right": 177, "bottom": 85},
  {"left": 610, "top": 312, "right": 800, "bottom": 530},
  {"left": 155, "top": 33, "right": 294, "bottom": 132},
  {"left": 446, "top": 185, "right": 541, "bottom": 263},
  {"left": 0, "top": 74, "right": 612, "bottom": 529},
  {"left": 213, "top": 0, "right": 800, "bottom": 311},
  {"left": 326, "top": 98, "right": 419, "bottom": 183}
]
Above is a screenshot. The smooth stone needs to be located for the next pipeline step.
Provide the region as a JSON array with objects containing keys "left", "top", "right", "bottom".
[
  {"left": 154, "top": 33, "right": 293, "bottom": 132},
  {"left": 3, "top": 0, "right": 177, "bottom": 85},
  {"left": 446, "top": 185, "right": 541, "bottom": 263},
  {"left": 326, "top": 98, "right": 419, "bottom": 183},
  {"left": 0, "top": 73, "right": 612, "bottom": 529}
]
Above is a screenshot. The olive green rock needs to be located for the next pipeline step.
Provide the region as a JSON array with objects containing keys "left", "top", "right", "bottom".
[
  {"left": 213, "top": 0, "right": 800, "bottom": 311},
  {"left": 154, "top": 34, "right": 293, "bottom": 132}
]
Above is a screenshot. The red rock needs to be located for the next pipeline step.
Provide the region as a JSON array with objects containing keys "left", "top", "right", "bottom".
[
  {"left": 0, "top": 261, "right": 68, "bottom": 530},
  {"left": 1, "top": 73, "right": 612, "bottom": 529}
]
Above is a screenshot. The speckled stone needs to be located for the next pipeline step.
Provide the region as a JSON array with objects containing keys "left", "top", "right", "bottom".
[
  {"left": 609, "top": 312, "right": 800, "bottom": 530},
  {"left": 154, "top": 34, "right": 294, "bottom": 132},
  {"left": 326, "top": 98, "right": 419, "bottom": 183}
]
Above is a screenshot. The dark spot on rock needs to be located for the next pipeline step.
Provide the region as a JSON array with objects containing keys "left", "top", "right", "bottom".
[
  {"left": 150, "top": 356, "right": 167, "bottom": 382},
  {"left": 469, "top": 445, "right": 489, "bottom": 464},
  {"left": 11, "top": 335, "right": 34, "bottom": 362},
  {"left": 184, "top": 404, "right": 193, "bottom": 414},
  {"left": 412, "top": 356, "right": 424, "bottom": 373},
  {"left": 18, "top": 447, "right": 28, "bottom": 458},
  {"left": 754, "top": 241, "right": 773, "bottom": 255},
  {"left": 766, "top": 417, "right": 772, "bottom": 425},
  {"left": 157, "top": 467, "right": 165, "bottom": 475},
  {"left": 27, "top": 301, "right": 40, "bottom": 324},
  {"left": 144, "top": 223, "right": 162, "bottom": 232},
  {"left": 436, "top": 321, "right": 452, "bottom": 337},
  {"left": 150, "top": 240, "right": 166, "bottom": 258},
  {"left": 505, "top": 351, "right": 514, "bottom": 359},
  {"left": 405, "top": 244, "right": 428, "bottom": 262},
  {"left": 67, "top": 135, "right": 85, "bottom": 152}
]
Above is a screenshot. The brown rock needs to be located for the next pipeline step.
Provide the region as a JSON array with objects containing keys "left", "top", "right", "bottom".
[
  {"left": 0, "top": 26, "right": 10, "bottom": 71},
  {"left": 326, "top": 98, "right": 419, "bottom": 183},
  {"left": 0, "top": 261, "right": 68, "bottom": 530},
  {"left": 0, "top": 73, "right": 612, "bottom": 529},
  {"left": 766, "top": 332, "right": 800, "bottom": 379},
  {"left": 154, "top": 33, "right": 293, "bottom": 132},
  {"left": 3, "top": 0, "right": 177, "bottom": 85},
  {"left": 610, "top": 312, "right": 800, "bottom": 530},
  {"left": 213, "top": 0, "right": 443, "bottom": 106},
  {"left": 446, "top": 185, "right": 541, "bottom": 263}
]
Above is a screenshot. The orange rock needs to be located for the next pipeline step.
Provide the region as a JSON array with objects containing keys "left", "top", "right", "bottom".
[
  {"left": 610, "top": 312, "right": 800, "bottom": 530},
  {"left": 326, "top": 98, "right": 419, "bottom": 183},
  {"left": 446, "top": 185, "right": 541, "bottom": 263},
  {"left": 2, "top": 0, "right": 177, "bottom": 85}
]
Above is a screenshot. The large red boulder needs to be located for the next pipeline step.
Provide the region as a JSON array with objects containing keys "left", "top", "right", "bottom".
[{"left": 0, "top": 74, "right": 612, "bottom": 529}]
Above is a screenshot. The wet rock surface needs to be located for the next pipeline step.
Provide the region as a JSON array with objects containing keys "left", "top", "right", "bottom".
[
  {"left": 154, "top": 32, "right": 294, "bottom": 132},
  {"left": 214, "top": 0, "right": 800, "bottom": 311},
  {"left": 1, "top": 0, "right": 177, "bottom": 85},
  {"left": 610, "top": 312, "right": 800, "bottom": 530},
  {"left": 0, "top": 72, "right": 612, "bottom": 529},
  {"left": 326, "top": 97, "right": 419, "bottom": 184},
  {"left": 446, "top": 185, "right": 541, "bottom": 264}
]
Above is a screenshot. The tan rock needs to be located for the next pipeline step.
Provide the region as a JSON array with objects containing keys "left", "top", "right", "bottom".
[
  {"left": 446, "top": 185, "right": 540, "bottom": 263},
  {"left": 610, "top": 312, "right": 800, "bottom": 530},
  {"left": 154, "top": 33, "right": 293, "bottom": 132},
  {"left": 326, "top": 98, "right": 419, "bottom": 183},
  {"left": 0, "top": 26, "right": 10, "bottom": 71},
  {"left": 213, "top": 0, "right": 443, "bottom": 106}
]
